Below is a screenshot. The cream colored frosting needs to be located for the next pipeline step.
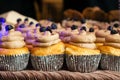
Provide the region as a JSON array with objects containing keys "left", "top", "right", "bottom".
[
  {"left": 104, "top": 33, "right": 120, "bottom": 48},
  {"left": 0, "top": 29, "right": 25, "bottom": 48},
  {"left": 60, "top": 28, "right": 79, "bottom": 43},
  {"left": 95, "top": 30, "right": 110, "bottom": 43},
  {"left": 95, "top": 30, "right": 110, "bottom": 37},
  {"left": 17, "top": 24, "right": 35, "bottom": 33},
  {"left": 25, "top": 29, "right": 35, "bottom": 45},
  {"left": 71, "top": 31, "right": 96, "bottom": 43},
  {"left": 33, "top": 31, "right": 61, "bottom": 47},
  {"left": 70, "top": 31, "right": 96, "bottom": 49},
  {"left": 105, "top": 34, "right": 120, "bottom": 43}
]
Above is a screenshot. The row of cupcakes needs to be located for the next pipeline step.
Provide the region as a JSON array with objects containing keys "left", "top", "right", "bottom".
[{"left": 0, "top": 17, "right": 120, "bottom": 73}]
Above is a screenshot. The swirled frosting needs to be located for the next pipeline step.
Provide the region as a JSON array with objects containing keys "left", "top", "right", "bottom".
[
  {"left": 25, "top": 29, "right": 35, "bottom": 45},
  {"left": 95, "top": 30, "right": 110, "bottom": 43},
  {"left": 60, "top": 28, "right": 79, "bottom": 43},
  {"left": 71, "top": 31, "right": 96, "bottom": 43},
  {"left": 33, "top": 31, "right": 61, "bottom": 47},
  {"left": 70, "top": 31, "right": 96, "bottom": 49},
  {"left": 104, "top": 33, "right": 120, "bottom": 48},
  {"left": 0, "top": 29, "right": 25, "bottom": 48}
]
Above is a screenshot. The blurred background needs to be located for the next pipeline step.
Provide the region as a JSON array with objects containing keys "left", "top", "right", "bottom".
[{"left": 0, "top": 0, "right": 118, "bottom": 21}]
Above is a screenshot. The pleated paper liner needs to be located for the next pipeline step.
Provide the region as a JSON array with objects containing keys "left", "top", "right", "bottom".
[
  {"left": 0, "top": 54, "right": 29, "bottom": 71},
  {"left": 100, "top": 54, "right": 120, "bottom": 71},
  {"left": 66, "top": 54, "right": 101, "bottom": 73},
  {"left": 31, "top": 54, "right": 64, "bottom": 71}
]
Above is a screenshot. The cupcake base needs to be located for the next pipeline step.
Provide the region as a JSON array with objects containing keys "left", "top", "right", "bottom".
[
  {"left": 100, "top": 54, "right": 120, "bottom": 71},
  {"left": 66, "top": 54, "right": 101, "bottom": 73},
  {"left": 31, "top": 54, "right": 64, "bottom": 71},
  {"left": 0, "top": 54, "right": 29, "bottom": 71}
]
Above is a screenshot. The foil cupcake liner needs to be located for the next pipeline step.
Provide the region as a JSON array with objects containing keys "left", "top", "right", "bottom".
[
  {"left": 0, "top": 54, "right": 29, "bottom": 71},
  {"left": 66, "top": 54, "right": 101, "bottom": 73},
  {"left": 31, "top": 54, "right": 64, "bottom": 71},
  {"left": 100, "top": 54, "right": 120, "bottom": 71}
]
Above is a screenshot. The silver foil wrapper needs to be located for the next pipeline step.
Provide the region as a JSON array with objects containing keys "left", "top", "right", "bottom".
[
  {"left": 31, "top": 54, "right": 64, "bottom": 71},
  {"left": 0, "top": 54, "right": 29, "bottom": 71},
  {"left": 66, "top": 54, "right": 101, "bottom": 73},
  {"left": 100, "top": 54, "right": 120, "bottom": 71}
]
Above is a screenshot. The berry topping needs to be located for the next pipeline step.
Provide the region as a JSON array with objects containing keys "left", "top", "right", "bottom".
[
  {"left": 29, "top": 21, "right": 34, "bottom": 25},
  {"left": 89, "top": 28, "right": 94, "bottom": 32},
  {"left": 107, "top": 26, "right": 113, "bottom": 31},
  {"left": 17, "top": 18, "right": 22, "bottom": 23},
  {"left": 46, "top": 26, "right": 52, "bottom": 33},
  {"left": 24, "top": 18, "right": 29, "bottom": 21},
  {"left": 0, "top": 17, "right": 6, "bottom": 23},
  {"left": 5, "top": 25, "right": 13, "bottom": 31},
  {"left": 80, "top": 18, "right": 86, "bottom": 24},
  {"left": 19, "top": 24, "right": 25, "bottom": 28},
  {"left": 111, "top": 30, "right": 118, "bottom": 34},
  {"left": 113, "top": 23, "right": 119, "bottom": 28},
  {"left": 51, "top": 23, "right": 57, "bottom": 29},
  {"left": 71, "top": 25, "right": 78, "bottom": 30},
  {"left": 36, "top": 23, "right": 41, "bottom": 27},
  {"left": 40, "top": 27, "right": 46, "bottom": 32},
  {"left": 80, "top": 26, "right": 87, "bottom": 31}
]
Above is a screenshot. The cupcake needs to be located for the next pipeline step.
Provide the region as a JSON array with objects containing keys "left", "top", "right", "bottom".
[
  {"left": 0, "top": 25, "right": 29, "bottom": 71},
  {"left": 31, "top": 30, "right": 65, "bottom": 71},
  {"left": 65, "top": 27, "right": 101, "bottom": 73},
  {"left": 99, "top": 30, "right": 120, "bottom": 71}
]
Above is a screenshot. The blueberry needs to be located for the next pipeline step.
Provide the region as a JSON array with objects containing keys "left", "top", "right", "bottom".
[
  {"left": 111, "top": 30, "right": 118, "bottom": 34},
  {"left": 5, "top": 25, "right": 13, "bottom": 31},
  {"left": 39, "top": 27, "right": 46, "bottom": 32},
  {"left": 80, "top": 26, "right": 87, "bottom": 31},
  {"left": 113, "top": 23, "right": 119, "bottom": 28},
  {"left": 107, "top": 26, "right": 113, "bottom": 31},
  {"left": 51, "top": 23, "right": 57, "bottom": 29},
  {"left": 71, "top": 25, "right": 78, "bottom": 30},
  {"left": 0, "top": 17, "right": 6, "bottom": 23},
  {"left": 17, "top": 18, "right": 22, "bottom": 23},
  {"left": 89, "top": 28, "right": 94, "bottom": 32},
  {"left": 46, "top": 26, "right": 52, "bottom": 33},
  {"left": 24, "top": 18, "right": 29, "bottom": 21},
  {"left": 29, "top": 21, "right": 34, "bottom": 25},
  {"left": 19, "top": 24, "right": 25, "bottom": 28},
  {"left": 36, "top": 23, "right": 41, "bottom": 27},
  {"left": 80, "top": 18, "right": 86, "bottom": 24}
]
